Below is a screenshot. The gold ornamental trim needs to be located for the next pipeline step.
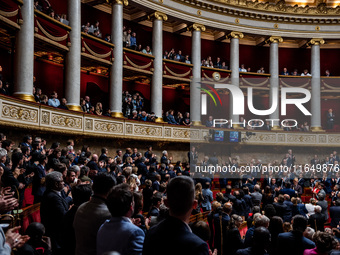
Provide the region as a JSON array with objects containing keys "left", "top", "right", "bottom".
[
  {"left": 125, "top": 55, "right": 152, "bottom": 69},
  {"left": 148, "top": 11, "right": 168, "bottom": 21},
  {"left": 67, "top": 105, "right": 82, "bottom": 112},
  {"left": 36, "top": 20, "right": 68, "bottom": 42},
  {"left": 0, "top": 9, "right": 18, "bottom": 18},
  {"left": 227, "top": 31, "right": 244, "bottom": 39},
  {"left": 266, "top": 36, "right": 283, "bottom": 44},
  {"left": 83, "top": 41, "right": 112, "bottom": 59},
  {"left": 164, "top": 65, "right": 191, "bottom": 78},
  {"left": 12, "top": 93, "right": 35, "bottom": 102},
  {"left": 106, "top": 0, "right": 129, "bottom": 6},
  {"left": 202, "top": 72, "right": 230, "bottom": 83},
  {"left": 188, "top": 23, "right": 206, "bottom": 32},
  {"left": 322, "top": 80, "right": 340, "bottom": 91},
  {"left": 308, "top": 38, "right": 325, "bottom": 46}
]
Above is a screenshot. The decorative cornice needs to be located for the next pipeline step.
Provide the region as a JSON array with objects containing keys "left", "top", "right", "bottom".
[
  {"left": 266, "top": 36, "right": 283, "bottom": 44},
  {"left": 308, "top": 38, "right": 325, "bottom": 46},
  {"left": 188, "top": 23, "right": 206, "bottom": 32},
  {"left": 148, "top": 11, "right": 168, "bottom": 21},
  {"left": 227, "top": 31, "right": 244, "bottom": 39},
  {"left": 106, "top": 0, "right": 129, "bottom": 6}
]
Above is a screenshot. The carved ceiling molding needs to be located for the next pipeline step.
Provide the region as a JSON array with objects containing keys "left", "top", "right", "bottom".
[{"left": 184, "top": 0, "right": 340, "bottom": 16}]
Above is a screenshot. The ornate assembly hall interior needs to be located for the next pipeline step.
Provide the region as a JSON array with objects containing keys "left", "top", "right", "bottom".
[{"left": 0, "top": 0, "right": 340, "bottom": 254}]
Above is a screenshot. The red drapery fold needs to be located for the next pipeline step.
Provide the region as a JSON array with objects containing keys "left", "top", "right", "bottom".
[
  {"left": 82, "top": 36, "right": 112, "bottom": 60},
  {"left": 0, "top": 0, "right": 21, "bottom": 24},
  {"left": 124, "top": 51, "right": 153, "bottom": 72},
  {"left": 163, "top": 61, "right": 192, "bottom": 79},
  {"left": 35, "top": 15, "right": 69, "bottom": 46}
]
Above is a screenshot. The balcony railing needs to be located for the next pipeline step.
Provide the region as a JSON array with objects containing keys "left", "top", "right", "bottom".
[
  {"left": 0, "top": 0, "right": 22, "bottom": 29},
  {"left": 0, "top": 94, "right": 339, "bottom": 146},
  {"left": 34, "top": 9, "right": 71, "bottom": 51},
  {"left": 81, "top": 32, "right": 113, "bottom": 65}
]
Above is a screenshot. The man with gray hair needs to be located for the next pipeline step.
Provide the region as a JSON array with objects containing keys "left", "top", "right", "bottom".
[
  {"left": 0, "top": 148, "right": 21, "bottom": 189},
  {"left": 316, "top": 193, "right": 329, "bottom": 221},
  {"left": 303, "top": 227, "right": 315, "bottom": 241},
  {"left": 244, "top": 214, "right": 270, "bottom": 247},
  {"left": 40, "top": 171, "right": 69, "bottom": 254},
  {"left": 308, "top": 205, "right": 325, "bottom": 231},
  {"left": 250, "top": 184, "right": 262, "bottom": 206}
]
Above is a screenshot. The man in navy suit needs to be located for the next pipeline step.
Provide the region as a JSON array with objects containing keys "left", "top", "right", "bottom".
[
  {"left": 330, "top": 199, "right": 340, "bottom": 228},
  {"left": 277, "top": 215, "right": 315, "bottom": 255},
  {"left": 32, "top": 153, "right": 47, "bottom": 203},
  {"left": 40, "top": 171, "right": 69, "bottom": 255},
  {"left": 97, "top": 183, "right": 145, "bottom": 255},
  {"left": 143, "top": 176, "right": 210, "bottom": 255}
]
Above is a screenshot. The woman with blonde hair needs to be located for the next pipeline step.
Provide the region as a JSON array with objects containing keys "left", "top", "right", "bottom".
[
  {"left": 95, "top": 102, "right": 103, "bottom": 115},
  {"left": 194, "top": 183, "right": 204, "bottom": 213}
]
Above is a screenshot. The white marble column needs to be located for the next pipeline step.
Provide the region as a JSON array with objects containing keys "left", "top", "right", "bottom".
[
  {"left": 268, "top": 36, "right": 283, "bottom": 129},
  {"left": 110, "top": 0, "right": 127, "bottom": 118},
  {"left": 150, "top": 12, "right": 167, "bottom": 122},
  {"left": 65, "top": 0, "right": 81, "bottom": 111},
  {"left": 190, "top": 24, "right": 205, "bottom": 126},
  {"left": 310, "top": 38, "right": 324, "bottom": 131},
  {"left": 228, "top": 32, "right": 244, "bottom": 127},
  {"left": 13, "top": 0, "right": 35, "bottom": 102}
]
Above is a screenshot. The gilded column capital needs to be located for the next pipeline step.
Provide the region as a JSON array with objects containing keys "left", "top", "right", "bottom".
[
  {"left": 148, "top": 11, "right": 168, "bottom": 21},
  {"left": 266, "top": 36, "right": 283, "bottom": 44},
  {"left": 106, "top": 0, "right": 128, "bottom": 6},
  {"left": 227, "top": 31, "right": 244, "bottom": 39},
  {"left": 308, "top": 38, "right": 325, "bottom": 46},
  {"left": 188, "top": 23, "right": 206, "bottom": 32}
]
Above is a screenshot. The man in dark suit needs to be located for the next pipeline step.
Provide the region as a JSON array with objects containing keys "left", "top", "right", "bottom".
[
  {"left": 330, "top": 199, "right": 340, "bottom": 228},
  {"left": 283, "top": 194, "right": 293, "bottom": 223},
  {"left": 224, "top": 185, "right": 236, "bottom": 203},
  {"left": 0, "top": 148, "right": 21, "bottom": 190},
  {"left": 308, "top": 206, "right": 325, "bottom": 232},
  {"left": 143, "top": 176, "right": 210, "bottom": 255},
  {"left": 280, "top": 182, "right": 297, "bottom": 198},
  {"left": 316, "top": 193, "right": 329, "bottom": 222},
  {"left": 277, "top": 215, "right": 315, "bottom": 255},
  {"left": 148, "top": 192, "right": 163, "bottom": 217},
  {"left": 40, "top": 171, "right": 69, "bottom": 255},
  {"left": 32, "top": 153, "right": 47, "bottom": 203},
  {"left": 73, "top": 172, "right": 116, "bottom": 255}
]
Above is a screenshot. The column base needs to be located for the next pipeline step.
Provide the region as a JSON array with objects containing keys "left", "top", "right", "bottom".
[
  {"left": 67, "top": 104, "right": 82, "bottom": 112},
  {"left": 13, "top": 93, "right": 35, "bottom": 102},
  {"left": 310, "top": 126, "right": 325, "bottom": 132},
  {"left": 192, "top": 121, "right": 203, "bottom": 126},
  {"left": 271, "top": 125, "right": 282, "bottom": 131},
  {"left": 154, "top": 117, "right": 165, "bottom": 123},
  {"left": 111, "top": 112, "right": 125, "bottom": 118}
]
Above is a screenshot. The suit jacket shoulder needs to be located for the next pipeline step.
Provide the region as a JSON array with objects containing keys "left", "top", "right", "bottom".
[{"left": 143, "top": 216, "right": 209, "bottom": 255}]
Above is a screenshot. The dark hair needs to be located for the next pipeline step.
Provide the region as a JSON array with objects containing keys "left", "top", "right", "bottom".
[
  {"left": 133, "top": 192, "right": 143, "bottom": 216},
  {"left": 25, "top": 222, "right": 45, "bottom": 241},
  {"left": 92, "top": 172, "right": 116, "bottom": 195},
  {"left": 38, "top": 154, "right": 47, "bottom": 164},
  {"left": 264, "top": 204, "right": 276, "bottom": 219},
  {"left": 117, "top": 175, "right": 126, "bottom": 184},
  {"left": 72, "top": 184, "right": 92, "bottom": 206},
  {"left": 152, "top": 192, "right": 163, "bottom": 206},
  {"left": 166, "top": 176, "right": 194, "bottom": 216},
  {"left": 252, "top": 227, "right": 271, "bottom": 251},
  {"left": 190, "top": 221, "right": 211, "bottom": 242},
  {"left": 292, "top": 215, "right": 308, "bottom": 232},
  {"left": 268, "top": 216, "right": 283, "bottom": 237},
  {"left": 106, "top": 184, "right": 133, "bottom": 217},
  {"left": 54, "top": 163, "right": 67, "bottom": 173},
  {"left": 11, "top": 152, "right": 23, "bottom": 167},
  {"left": 313, "top": 231, "right": 335, "bottom": 253}
]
